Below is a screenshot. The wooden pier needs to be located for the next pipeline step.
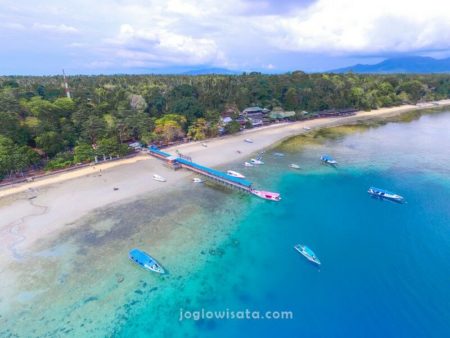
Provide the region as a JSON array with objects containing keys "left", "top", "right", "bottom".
[{"left": 148, "top": 146, "right": 253, "bottom": 193}]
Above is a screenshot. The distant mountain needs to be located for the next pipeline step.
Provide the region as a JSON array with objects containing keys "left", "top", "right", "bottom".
[
  {"left": 331, "top": 56, "right": 450, "bottom": 74},
  {"left": 181, "top": 67, "right": 241, "bottom": 75}
]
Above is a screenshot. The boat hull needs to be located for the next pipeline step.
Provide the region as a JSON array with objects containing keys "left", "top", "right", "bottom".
[
  {"left": 368, "top": 188, "right": 404, "bottom": 203},
  {"left": 251, "top": 189, "right": 281, "bottom": 201},
  {"left": 294, "top": 245, "right": 321, "bottom": 265}
]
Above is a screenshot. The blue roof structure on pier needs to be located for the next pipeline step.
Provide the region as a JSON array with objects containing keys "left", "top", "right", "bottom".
[
  {"left": 149, "top": 146, "right": 171, "bottom": 158},
  {"left": 176, "top": 157, "right": 253, "bottom": 188},
  {"left": 148, "top": 145, "right": 253, "bottom": 188}
]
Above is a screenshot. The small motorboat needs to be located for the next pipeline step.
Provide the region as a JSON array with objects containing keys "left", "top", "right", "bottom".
[
  {"left": 201, "top": 143, "right": 208, "bottom": 147},
  {"left": 250, "top": 158, "right": 264, "bottom": 165},
  {"left": 320, "top": 154, "right": 337, "bottom": 165},
  {"left": 153, "top": 174, "right": 167, "bottom": 182},
  {"left": 251, "top": 189, "right": 281, "bottom": 201},
  {"left": 368, "top": 187, "right": 405, "bottom": 203},
  {"left": 244, "top": 138, "right": 253, "bottom": 143},
  {"left": 227, "top": 170, "right": 246, "bottom": 178},
  {"left": 244, "top": 162, "right": 254, "bottom": 167},
  {"left": 294, "top": 244, "right": 321, "bottom": 265},
  {"left": 289, "top": 164, "right": 300, "bottom": 169},
  {"left": 193, "top": 177, "right": 203, "bottom": 183},
  {"left": 129, "top": 248, "right": 165, "bottom": 273},
  {"left": 303, "top": 126, "right": 311, "bottom": 131},
  {"left": 273, "top": 152, "right": 284, "bottom": 157}
]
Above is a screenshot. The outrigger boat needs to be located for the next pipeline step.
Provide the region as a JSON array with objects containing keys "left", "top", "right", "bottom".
[
  {"left": 227, "top": 170, "right": 246, "bottom": 178},
  {"left": 129, "top": 249, "right": 165, "bottom": 273},
  {"left": 251, "top": 189, "right": 281, "bottom": 201},
  {"left": 250, "top": 158, "right": 264, "bottom": 165},
  {"left": 244, "top": 162, "right": 254, "bottom": 167},
  {"left": 294, "top": 244, "right": 321, "bottom": 265},
  {"left": 368, "top": 187, "right": 405, "bottom": 203},
  {"left": 244, "top": 138, "right": 254, "bottom": 143},
  {"left": 289, "top": 164, "right": 300, "bottom": 169},
  {"left": 153, "top": 174, "right": 167, "bottom": 182},
  {"left": 320, "top": 154, "right": 337, "bottom": 165}
]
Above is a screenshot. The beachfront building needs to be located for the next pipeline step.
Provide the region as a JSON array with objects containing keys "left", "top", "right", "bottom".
[
  {"left": 316, "top": 108, "right": 358, "bottom": 118},
  {"left": 241, "top": 106, "right": 271, "bottom": 119},
  {"left": 269, "top": 110, "right": 296, "bottom": 120}
]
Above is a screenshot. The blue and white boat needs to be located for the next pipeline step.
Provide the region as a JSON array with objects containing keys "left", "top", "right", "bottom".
[
  {"left": 294, "top": 244, "right": 321, "bottom": 265},
  {"left": 320, "top": 154, "right": 337, "bottom": 165},
  {"left": 368, "top": 187, "right": 405, "bottom": 203},
  {"left": 129, "top": 249, "right": 165, "bottom": 273}
]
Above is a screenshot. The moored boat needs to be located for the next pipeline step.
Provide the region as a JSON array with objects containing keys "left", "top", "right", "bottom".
[
  {"left": 320, "top": 154, "right": 337, "bottom": 165},
  {"left": 368, "top": 187, "right": 405, "bottom": 203},
  {"left": 227, "top": 170, "right": 246, "bottom": 178},
  {"left": 193, "top": 177, "right": 203, "bottom": 183},
  {"left": 294, "top": 244, "right": 321, "bottom": 265},
  {"left": 250, "top": 158, "right": 264, "bottom": 165},
  {"left": 251, "top": 189, "right": 281, "bottom": 201},
  {"left": 153, "top": 174, "right": 167, "bottom": 182},
  {"left": 290, "top": 164, "right": 300, "bottom": 169},
  {"left": 303, "top": 126, "right": 311, "bottom": 131},
  {"left": 273, "top": 152, "right": 284, "bottom": 157},
  {"left": 244, "top": 161, "right": 254, "bottom": 167},
  {"left": 128, "top": 249, "right": 165, "bottom": 273},
  {"left": 244, "top": 138, "right": 253, "bottom": 143}
]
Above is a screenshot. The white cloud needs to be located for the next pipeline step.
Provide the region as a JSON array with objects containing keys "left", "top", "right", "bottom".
[
  {"left": 32, "top": 23, "right": 78, "bottom": 34},
  {"left": 254, "top": 0, "right": 450, "bottom": 54},
  {"left": 1, "top": 0, "right": 450, "bottom": 73},
  {"left": 106, "top": 24, "right": 226, "bottom": 67},
  {"left": 0, "top": 22, "right": 26, "bottom": 30}
]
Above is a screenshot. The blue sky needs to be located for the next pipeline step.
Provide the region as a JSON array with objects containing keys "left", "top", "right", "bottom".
[{"left": 0, "top": 0, "right": 449, "bottom": 75}]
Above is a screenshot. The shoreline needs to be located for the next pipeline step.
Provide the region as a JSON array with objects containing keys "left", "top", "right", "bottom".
[
  {"left": 0, "top": 99, "right": 449, "bottom": 258},
  {"left": 1, "top": 99, "right": 449, "bottom": 200}
]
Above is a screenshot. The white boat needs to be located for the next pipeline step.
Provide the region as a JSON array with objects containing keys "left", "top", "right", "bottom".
[
  {"left": 251, "top": 189, "right": 281, "bottom": 201},
  {"left": 273, "top": 152, "right": 284, "bottom": 157},
  {"left": 320, "top": 154, "right": 337, "bottom": 165},
  {"left": 227, "top": 170, "right": 245, "bottom": 178},
  {"left": 153, "top": 174, "right": 166, "bottom": 182},
  {"left": 294, "top": 244, "right": 321, "bottom": 265},
  {"left": 193, "top": 177, "right": 203, "bottom": 183},
  {"left": 368, "top": 187, "right": 404, "bottom": 203},
  {"left": 244, "top": 162, "right": 254, "bottom": 167},
  {"left": 303, "top": 127, "right": 311, "bottom": 131},
  {"left": 290, "top": 164, "right": 300, "bottom": 169},
  {"left": 250, "top": 158, "right": 264, "bottom": 165},
  {"left": 244, "top": 138, "right": 253, "bottom": 143},
  {"left": 201, "top": 143, "right": 208, "bottom": 147}
]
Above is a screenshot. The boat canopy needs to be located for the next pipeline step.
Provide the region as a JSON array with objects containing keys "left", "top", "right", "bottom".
[
  {"left": 129, "top": 249, "right": 157, "bottom": 265},
  {"left": 303, "top": 246, "right": 316, "bottom": 257},
  {"left": 370, "top": 187, "right": 391, "bottom": 194},
  {"left": 321, "top": 154, "right": 334, "bottom": 161}
]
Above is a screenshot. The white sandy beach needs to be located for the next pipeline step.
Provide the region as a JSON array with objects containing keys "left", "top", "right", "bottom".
[{"left": 0, "top": 99, "right": 449, "bottom": 261}]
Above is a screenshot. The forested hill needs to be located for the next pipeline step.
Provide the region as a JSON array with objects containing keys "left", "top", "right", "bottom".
[{"left": 1, "top": 72, "right": 449, "bottom": 179}]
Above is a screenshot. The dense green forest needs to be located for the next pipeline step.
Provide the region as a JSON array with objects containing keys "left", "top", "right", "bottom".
[{"left": 1, "top": 72, "right": 449, "bottom": 179}]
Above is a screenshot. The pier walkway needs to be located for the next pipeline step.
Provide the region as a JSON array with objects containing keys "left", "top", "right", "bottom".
[{"left": 148, "top": 146, "right": 253, "bottom": 192}]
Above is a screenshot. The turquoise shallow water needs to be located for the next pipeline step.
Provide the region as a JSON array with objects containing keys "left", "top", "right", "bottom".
[
  {"left": 2, "top": 111, "right": 449, "bottom": 338},
  {"left": 117, "top": 111, "right": 450, "bottom": 337}
]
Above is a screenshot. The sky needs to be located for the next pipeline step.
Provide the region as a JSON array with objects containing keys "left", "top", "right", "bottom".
[{"left": 0, "top": 0, "right": 449, "bottom": 75}]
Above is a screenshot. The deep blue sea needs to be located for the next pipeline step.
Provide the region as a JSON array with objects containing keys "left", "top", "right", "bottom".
[{"left": 112, "top": 110, "right": 450, "bottom": 338}]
